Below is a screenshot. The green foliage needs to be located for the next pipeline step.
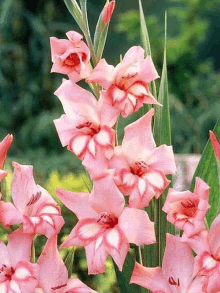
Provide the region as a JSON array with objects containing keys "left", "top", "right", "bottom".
[{"left": 191, "top": 118, "right": 220, "bottom": 227}]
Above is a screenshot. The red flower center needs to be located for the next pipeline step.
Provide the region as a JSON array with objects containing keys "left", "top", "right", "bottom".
[
  {"left": 180, "top": 198, "right": 198, "bottom": 217},
  {"left": 0, "top": 264, "right": 15, "bottom": 281},
  {"left": 76, "top": 121, "right": 100, "bottom": 135},
  {"left": 63, "top": 52, "right": 86, "bottom": 67},
  {"left": 97, "top": 212, "right": 118, "bottom": 229},
  {"left": 168, "top": 276, "right": 180, "bottom": 286},
  {"left": 130, "top": 161, "right": 149, "bottom": 177}
]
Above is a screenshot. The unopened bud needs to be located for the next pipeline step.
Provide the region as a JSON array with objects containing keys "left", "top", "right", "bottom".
[
  {"left": 102, "top": 1, "right": 115, "bottom": 24},
  {"left": 209, "top": 130, "right": 220, "bottom": 161}
]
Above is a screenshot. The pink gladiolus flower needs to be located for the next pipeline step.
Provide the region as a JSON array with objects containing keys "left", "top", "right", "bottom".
[
  {"left": 56, "top": 171, "right": 156, "bottom": 274},
  {"left": 0, "top": 227, "right": 39, "bottom": 293},
  {"left": 37, "top": 235, "right": 98, "bottom": 293},
  {"left": 209, "top": 130, "right": 220, "bottom": 161},
  {"left": 102, "top": 1, "right": 115, "bottom": 24},
  {"left": 0, "top": 134, "right": 13, "bottom": 182},
  {"left": 54, "top": 80, "right": 119, "bottom": 177},
  {"left": 0, "top": 162, "right": 64, "bottom": 238},
  {"left": 130, "top": 233, "right": 208, "bottom": 293},
  {"left": 50, "top": 31, "right": 90, "bottom": 82},
  {"left": 162, "top": 177, "right": 210, "bottom": 237},
  {"left": 182, "top": 213, "right": 220, "bottom": 292},
  {"left": 86, "top": 46, "right": 161, "bottom": 117},
  {"left": 109, "top": 108, "right": 176, "bottom": 208}
]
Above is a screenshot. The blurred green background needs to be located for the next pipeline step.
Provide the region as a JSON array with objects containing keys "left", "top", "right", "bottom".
[{"left": 0, "top": 0, "right": 220, "bottom": 291}]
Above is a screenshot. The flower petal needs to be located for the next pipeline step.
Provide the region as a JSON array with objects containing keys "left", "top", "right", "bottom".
[
  {"left": 122, "top": 108, "right": 155, "bottom": 161},
  {"left": 7, "top": 227, "right": 34, "bottom": 267},
  {"left": 55, "top": 189, "right": 98, "bottom": 220},
  {"left": 90, "top": 171, "right": 125, "bottom": 218},
  {"left": 86, "top": 58, "right": 114, "bottom": 88},
  {"left": 130, "top": 262, "right": 170, "bottom": 293},
  {"left": 37, "top": 236, "right": 68, "bottom": 293},
  {"left": 118, "top": 207, "right": 156, "bottom": 246}
]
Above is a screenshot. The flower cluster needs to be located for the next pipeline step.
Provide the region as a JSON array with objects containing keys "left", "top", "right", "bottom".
[{"left": 0, "top": 14, "right": 219, "bottom": 291}]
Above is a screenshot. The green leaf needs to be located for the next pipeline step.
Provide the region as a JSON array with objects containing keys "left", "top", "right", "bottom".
[
  {"left": 63, "top": 0, "right": 83, "bottom": 27},
  {"left": 93, "top": 1, "right": 113, "bottom": 65},
  {"left": 190, "top": 117, "right": 220, "bottom": 227},
  {"left": 114, "top": 252, "right": 148, "bottom": 293},
  {"left": 145, "top": 11, "right": 175, "bottom": 268},
  {"left": 138, "top": 0, "right": 156, "bottom": 99},
  {"left": 64, "top": 247, "right": 75, "bottom": 278}
]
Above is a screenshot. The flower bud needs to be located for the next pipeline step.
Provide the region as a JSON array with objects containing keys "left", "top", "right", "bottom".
[{"left": 102, "top": 1, "right": 115, "bottom": 24}]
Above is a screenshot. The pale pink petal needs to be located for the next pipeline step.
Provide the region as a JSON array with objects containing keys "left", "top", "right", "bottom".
[
  {"left": 61, "top": 218, "right": 107, "bottom": 249},
  {"left": 66, "top": 31, "right": 83, "bottom": 44},
  {"left": 128, "top": 187, "right": 154, "bottom": 209},
  {"left": 206, "top": 270, "right": 220, "bottom": 292},
  {"left": 12, "top": 261, "right": 39, "bottom": 293},
  {"left": 97, "top": 90, "right": 120, "bottom": 127},
  {"left": 86, "top": 59, "right": 114, "bottom": 88},
  {"left": 118, "top": 207, "right": 156, "bottom": 246},
  {"left": 104, "top": 226, "right": 129, "bottom": 271},
  {"left": 37, "top": 236, "right": 68, "bottom": 293},
  {"left": 65, "top": 278, "right": 98, "bottom": 293},
  {"left": 187, "top": 276, "right": 208, "bottom": 293},
  {"left": 194, "top": 177, "right": 210, "bottom": 201},
  {"left": 90, "top": 171, "right": 125, "bottom": 217},
  {"left": 115, "top": 47, "right": 145, "bottom": 82},
  {"left": 137, "top": 55, "right": 160, "bottom": 83},
  {"left": 85, "top": 240, "right": 108, "bottom": 274},
  {"left": 181, "top": 230, "right": 210, "bottom": 255},
  {"left": 0, "top": 134, "right": 13, "bottom": 168},
  {"left": 0, "top": 241, "right": 11, "bottom": 267},
  {"left": 146, "top": 145, "right": 176, "bottom": 175},
  {"left": 0, "top": 201, "right": 23, "bottom": 227},
  {"left": 7, "top": 227, "right": 34, "bottom": 267},
  {"left": 82, "top": 149, "right": 109, "bottom": 180},
  {"left": 0, "top": 170, "right": 7, "bottom": 182},
  {"left": 70, "top": 134, "right": 91, "bottom": 158},
  {"left": 54, "top": 79, "right": 97, "bottom": 119},
  {"left": 54, "top": 115, "right": 76, "bottom": 147},
  {"left": 122, "top": 108, "right": 155, "bottom": 161},
  {"left": 162, "top": 234, "right": 194, "bottom": 292},
  {"left": 55, "top": 189, "right": 98, "bottom": 219},
  {"left": 130, "top": 262, "right": 170, "bottom": 293},
  {"left": 11, "top": 162, "right": 39, "bottom": 213},
  {"left": 50, "top": 37, "right": 72, "bottom": 62},
  {"left": 208, "top": 213, "right": 220, "bottom": 256}
]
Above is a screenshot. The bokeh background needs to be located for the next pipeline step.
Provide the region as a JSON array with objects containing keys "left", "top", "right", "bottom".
[{"left": 0, "top": 0, "right": 220, "bottom": 292}]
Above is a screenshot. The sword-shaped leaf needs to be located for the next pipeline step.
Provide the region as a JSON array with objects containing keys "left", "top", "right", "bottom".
[{"left": 190, "top": 117, "right": 220, "bottom": 226}]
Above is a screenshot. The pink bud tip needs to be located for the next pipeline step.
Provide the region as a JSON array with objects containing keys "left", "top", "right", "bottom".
[
  {"left": 0, "top": 134, "right": 13, "bottom": 168},
  {"left": 209, "top": 130, "right": 220, "bottom": 160},
  {"left": 102, "top": 1, "right": 116, "bottom": 24}
]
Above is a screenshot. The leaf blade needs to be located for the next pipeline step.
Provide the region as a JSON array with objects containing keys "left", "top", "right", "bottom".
[{"left": 190, "top": 117, "right": 220, "bottom": 226}]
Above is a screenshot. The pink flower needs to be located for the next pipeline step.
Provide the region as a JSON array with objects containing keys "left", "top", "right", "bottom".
[
  {"left": 182, "top": 213, "right": 220, "bottom": 292},
  {"left": 37, "top": 235, "right": 98, "bottom": 293},
  {"left": 162, "top": 177, "right": 210, "bottom": 237},
  {"left": 54, "top": 79, "right": 119, "bottom": 178},
  {"left": 56, "top": 171, "right": 156, "bottom": 274},
  {"left": 102, "top": 0, "right": 115, "bottom": 24},
  {"left": 0, "top": 134, "right": 13, "bottom": 182},
  {"left": 209, "top": 130, "right": 220, "bottom": 161},
  {"left": 109, "top": 108, "right": 176, "bottom": 208},
  {"left": 0, "top": 162, "right": 64, "bottom": 238},
  {"left": 50, "top": 31, "right": 90, "bottom": 82},
  {"left": 130, "top": 233, "right": 208, "bottom": 293},
  {"left": 87, "top": 46, "right": 161, "bottom": 117},
  {"left": 0, "top": 227, "right": 39, "bottom": 293}
]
